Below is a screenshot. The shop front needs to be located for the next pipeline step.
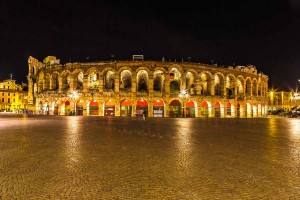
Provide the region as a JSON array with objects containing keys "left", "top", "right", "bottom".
[
  {"left": 89, "top": 100, "right": 99, "bottom": 115},
  {"left": 185, "top": 100, "right": 195, "bottom": 117},
  {"left": 120, "top": 99, "right": 132, "bottom": 117},
  {"left": 153, "top": 100, "right": 164, "bottom": 117},
  {"left": 169, "top": 100, "right": 180, "bottom": 117},
  {"left": 105, "top": 100, "right": 115, "bottom": 116}
]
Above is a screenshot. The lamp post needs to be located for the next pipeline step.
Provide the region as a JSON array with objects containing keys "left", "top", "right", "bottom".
[
  {"left": 68, "top": 91, "right": 78, "bottom": 115},
  {"left": 179, "top": 89, "right": 189, "bottom": 117}
]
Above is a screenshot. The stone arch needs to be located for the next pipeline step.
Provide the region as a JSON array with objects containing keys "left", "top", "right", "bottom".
[
  {"left": 71, "top": 69, "right": 84, "bottom": 90},
  {"left": 51, "top": 72, "right": 59, "bottom": 90},
  {"left": 213, "top": 72, "right": 225, "bottom": 96},
  {"left": 120, "top": 70, "right": 132, "bottom": 90},
  {"left": 137, "top": 69, "right": 148, "bottom": 92},
  {"left": 199, "top": 71, "right": 213, "bottom": 95},
  {"left": 153, "top": 70, "right": 165, "bottom": 92},
  {"left": 226, "top": 74, "right": 236, "bottom": 98},
  {"left": 252, "top": 78, "right": 258, "bottom": 96},
  {"left": 88, "top": 100, "right": 99, "bottom": 116},
  {"left": 245, "top": 77, "right": 252, "bottom": 96},
  {"left": 169, "top": 99, "right": 181, "bottom": 117},
  {"left": 104, "top": 70, "right": 115, "bottom": 90},
  {"left": 169, "top": 67, "right": 182, "bottom": 93},
  {"left": 60, "top": 70, "right": 71, "bottom": 91},
  {"left": 214, "top": 101, "right": 223, "bottom": 118},
  {"left": 86, "top": 68, "right": 100, "bottom": 89},
  {"left": 185, "top": 71, "right": 196, "bottom": 94},
  {"left": 236, "top": 75, "right": 245, "bottom": 95}
]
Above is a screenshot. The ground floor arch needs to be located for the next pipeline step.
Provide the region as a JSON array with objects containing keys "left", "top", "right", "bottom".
[
  {"left": 185, "top": 100, "right": 196, "bottom": 118},
  {"left": 120, "top": 99, "right": 132, "bottom": 117},
  {"left": 136, "top": 99, "right": 148, "bottom": 117},
  {"left": 104, "top": 100, "right": 115, "bottom": 116},
  {"left": 169, "top": 100, "right": 181, "bottom": 117},
  {"left": 214, "top": 101, "right": 221, "bottom": 118},
  {"left": 153, "top": 100, "right": 164, "bottom": 117},
  {"left": 76, "top": 100, "right": 84, "bottom": 115},
  {"left": 89, "top": 100, "right": 99, "bottom": 116}
]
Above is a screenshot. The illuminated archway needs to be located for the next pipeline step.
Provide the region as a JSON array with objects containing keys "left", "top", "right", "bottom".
[
  {"left": 105, "top": 100, "right": 115, "bottom": 116},
  {"left": 153, "top": 100, "right": 164, "bottom": 117},
  {"left": 76, "top": 100, "right": 84, "bottom": 115},
  {"left": 214, "top": 101, "right": 221, "bottom": 118},
  {"left": 120, "top": 99, "right": 132, "bottom": 117},
  {"left": 169, "top": 100, "right": 180, "bottom": 117},
  {"left": 186, "top": 100, "right": 195, "bottom": 118},
  {"left": 136, "top": 99, "right": 148, "bottom": 117},
  {"left": 89, "top": 100, "right": 99, "bottom": 115},
  {"left": 226, "top": 102, "right": 231, "bottom": 117},
  {"left": 65, "top": 100, "right": 70, "bottom": 115},
  {"left": 200, "top": 101, "right": 209, "bottom": 117}
]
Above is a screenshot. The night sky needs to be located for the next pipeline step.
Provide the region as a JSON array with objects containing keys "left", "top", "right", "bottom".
[{"left": 1, "top": 0, "right": 300, "bottom": 91}]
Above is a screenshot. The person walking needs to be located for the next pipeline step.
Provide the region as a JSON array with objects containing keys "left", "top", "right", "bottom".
[{"left": 140, "top": 109, "right": 144, "bottom": 120}]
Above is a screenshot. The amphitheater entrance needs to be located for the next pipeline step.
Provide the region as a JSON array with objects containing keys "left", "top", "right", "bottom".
[
  {"left": 186, "top": 100, "right": 195, "bottom": 118},
  {"left": 153, "top": 100, "right": 164, "bottom": 117},
  {"left": 65, "top": 100, "right": 71, "bottom": 115},
  {"left": 200, "top": 101, "right": 209, "bottom": 117},
  {"left": 104, "top": 100, "right": 115, "bottom": 116},
  {"left": 226, "top": 102, "right": 232, "bottom": 117},
  {"left": 89, "top": 100, "right": 99, "bottom": 116},
  {"left": 136, "top": 99, "right": 148, "bottom": 117},
  {"left": 169, "top": 100, "right": 181, "bottom": 117},
  {"left": 120, "top": 99, "right": 132, "bottom": 117},
  {"left": 76, "top": 100, "right": 84, "bottom": 116},
  {"left": 214, "top": 101, "right": 221, "bottom": 118}
]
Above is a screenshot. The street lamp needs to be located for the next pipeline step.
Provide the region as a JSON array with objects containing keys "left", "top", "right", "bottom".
[
  {"left": 68, "top": 91, "right": 78, "bottom": 115},
  {"left": 179, "top": 89, "right": 189, "bottom": 117}
]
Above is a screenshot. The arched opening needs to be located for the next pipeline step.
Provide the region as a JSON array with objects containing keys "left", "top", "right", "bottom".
[
  {"left": 153, "top": 71, "right": 164, "bottom": 92},
  {"left": 89, "top": 100, "right": 99, "bottom": 115},
  {"left": 226, "top": 102, "right": 231, "bottom": 116},
  {"left": 120, "top": 99, "right": 132, "bottom": 117},
  {"left": 65, "top": 100, "right": 70, "bottom": 115},
  {"left": 76, "top": 100, "right": 84, "bottom": 115},
  {"left": 105, "top": 100, "right": 115, "bottom": 116},
  {"left": 153, "top": 100, "right": 164, "bottom": 117},
  {"left": 137, "top": 70, "right": 148, "bottom": 92},
  {"left": 136, "top": 99, "right": 148, "bottom": 117},
  {"left": 169, "top": 100, "right": 180, "bottom": 117},
  {"left": 214, "top": 101, "right": 221, "bottom": 118},
  {"left": 200, "top": 101, "right": 209, "bottom": 117},
  {"left": 170, "top": 80, "right": 180, "bottom": 93},
  {"left": 186, "top": 100, "right": 195, "bottom": 118}
]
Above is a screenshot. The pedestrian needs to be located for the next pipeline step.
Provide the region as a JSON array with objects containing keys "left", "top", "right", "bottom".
[{"left": 140, "top": 109, "right": 144, "bottom": 120}]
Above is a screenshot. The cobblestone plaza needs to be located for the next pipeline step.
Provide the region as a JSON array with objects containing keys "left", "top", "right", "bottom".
[{"left": 0, "top": 114, "right": 299, "bottom": 199}]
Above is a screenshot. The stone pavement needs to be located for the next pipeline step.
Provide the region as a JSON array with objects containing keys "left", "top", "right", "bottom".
[{"left": 0, "top": 114, "right": 299, "bottom": 199}]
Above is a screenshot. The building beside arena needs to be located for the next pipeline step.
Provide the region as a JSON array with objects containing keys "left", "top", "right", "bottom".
[{"left": 27, "top": 55, "right": 269, "bottom": 118}]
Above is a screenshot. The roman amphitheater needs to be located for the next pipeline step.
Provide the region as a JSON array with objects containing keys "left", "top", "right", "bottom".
[{"left": 27, "top": 56, "right": 268, "bottom": 118}]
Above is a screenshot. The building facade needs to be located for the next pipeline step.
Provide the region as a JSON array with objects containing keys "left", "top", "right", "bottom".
[
  {"left": 0, "top": 79, "right": 28, "bottom": 112},
  {"left": 27, "top": 56, "right": 269, "bottom": 117},
  {"left": 268, "top": 90, "right": 300, "bottom": 114}
]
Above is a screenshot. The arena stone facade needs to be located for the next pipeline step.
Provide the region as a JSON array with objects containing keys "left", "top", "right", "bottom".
[{"left": 27, "top": 56, "right": 269, "bottom": 118}]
